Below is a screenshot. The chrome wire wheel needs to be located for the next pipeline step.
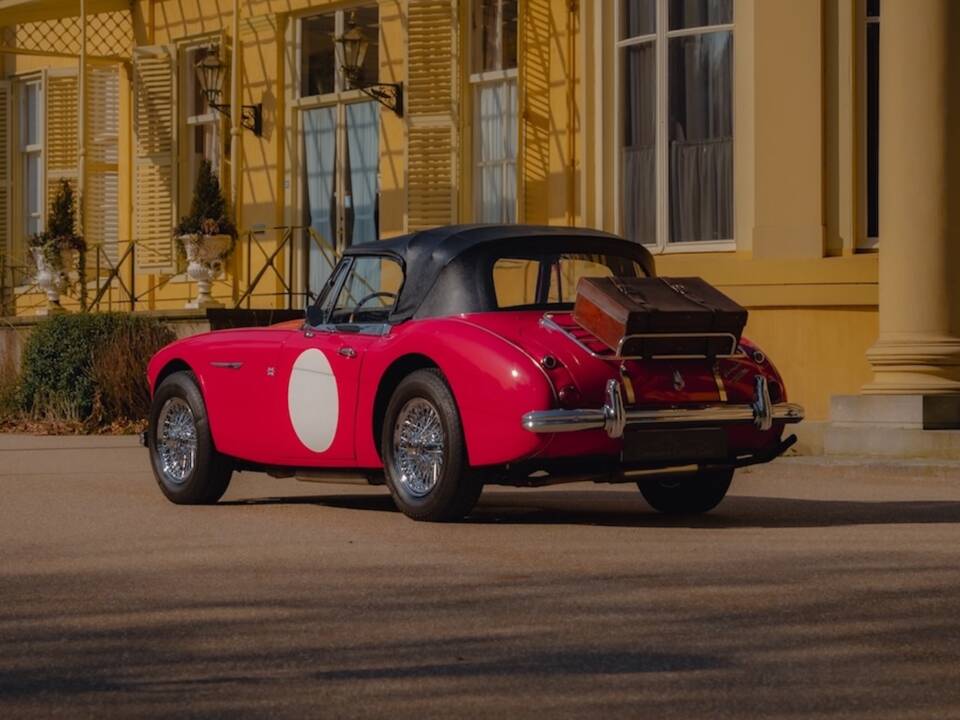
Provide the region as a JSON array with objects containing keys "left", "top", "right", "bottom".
[
  {"left": 156, "top": 397, "right": 198, "bottom": 486},
  {"left": 392, "top": 397, "right": 445, "bottom": 498}
]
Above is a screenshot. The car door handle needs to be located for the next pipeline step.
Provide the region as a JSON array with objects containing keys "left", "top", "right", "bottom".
[{"left": 339, "top": 346, "right": 357, "bottom": 358}]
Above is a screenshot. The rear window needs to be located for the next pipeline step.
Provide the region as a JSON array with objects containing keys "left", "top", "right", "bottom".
[{"left": 493, "top": 254, "right": 646, "bottom": 309}]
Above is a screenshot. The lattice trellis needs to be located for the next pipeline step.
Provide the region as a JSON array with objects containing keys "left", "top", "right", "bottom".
[{"left": 0, "top": 10, "right": 132, "bottom": 59}]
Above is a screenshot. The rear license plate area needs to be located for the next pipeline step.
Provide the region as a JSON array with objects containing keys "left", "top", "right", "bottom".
[{"left": 622, "top": 428, "right": 728, "bottom": 464}]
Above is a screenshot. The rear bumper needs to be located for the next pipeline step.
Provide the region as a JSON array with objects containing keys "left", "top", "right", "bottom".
[{"left": 521, "top": 375, "right": 804, "bottom": 439}]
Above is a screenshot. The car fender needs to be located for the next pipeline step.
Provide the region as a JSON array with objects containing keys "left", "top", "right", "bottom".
[{"left": 355, "top": 318, "right": 556, "bottom": 468}]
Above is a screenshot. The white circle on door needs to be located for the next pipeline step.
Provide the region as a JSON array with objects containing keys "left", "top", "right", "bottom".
[{"left": 287, "top": 348, "right": 339, "bottom": 453}]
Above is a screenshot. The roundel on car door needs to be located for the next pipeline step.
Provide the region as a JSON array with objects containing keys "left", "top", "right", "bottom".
[{"left": 287, "top": 348, "right": 339, "bottom": 453}]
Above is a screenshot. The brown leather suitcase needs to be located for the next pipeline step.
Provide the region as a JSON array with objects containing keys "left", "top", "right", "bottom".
[{"left": 573, "top": 276, "right": 747, "bottom": 358}]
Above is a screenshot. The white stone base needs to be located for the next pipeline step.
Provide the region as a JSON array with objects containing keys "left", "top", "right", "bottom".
[
  {"left": 184, "top": 298, "right": 225, "bottom": 310},
  {"left": 825, "top": 394, "right": 960, "bottom": 459}
]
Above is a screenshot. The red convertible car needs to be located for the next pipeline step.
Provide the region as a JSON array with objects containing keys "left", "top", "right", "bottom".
[{"left": 146, "top": 225, "right": 803, "bottom": 521}]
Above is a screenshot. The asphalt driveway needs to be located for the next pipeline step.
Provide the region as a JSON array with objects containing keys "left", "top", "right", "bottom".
[{"left": 1, "top": 435, "right": 959, "bottom": 719}]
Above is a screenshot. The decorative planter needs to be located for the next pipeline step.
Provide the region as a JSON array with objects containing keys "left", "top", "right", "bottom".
[
  {"left": 180, "top": 234, "right": 232, "bottom": 309},
  {"left": 32, "top": 246, "right": 72, "bottom": 315}
]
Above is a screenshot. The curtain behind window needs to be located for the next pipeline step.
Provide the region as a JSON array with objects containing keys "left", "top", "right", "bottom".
[
  {"left": 476, "top": 79, "right": 517, "bottom": 223},
  {"left": 347, "top": 100, "right": 381, "bottom": 290},
  {"left": 621, "top": 42, "right": 656, "bottom": 244},
  {"left": 304, "top": 107, "right": 336, "bottom": 295},
  {"left": 668, "top": 30, "right": 733, "bottom": 243}
]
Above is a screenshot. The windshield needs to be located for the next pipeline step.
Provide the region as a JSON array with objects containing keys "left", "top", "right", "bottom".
[{"left": 493, "top": 253, "right": 647, "bottom": 310}]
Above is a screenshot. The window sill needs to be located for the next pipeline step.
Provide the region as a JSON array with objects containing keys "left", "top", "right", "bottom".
[{"left": 648, "top": 240, "right": 737, "bottom": 255}]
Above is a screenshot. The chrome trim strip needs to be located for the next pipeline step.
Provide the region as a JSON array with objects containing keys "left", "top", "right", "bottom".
[
  {"left": 540, "top": 314, "right": 745, "bottom": 361},
  {"left": 521, "top": 375, "right": 804, "bottom": 438},
  {"left": 210, "top": 361, "right": 243, "bottom": 369}
]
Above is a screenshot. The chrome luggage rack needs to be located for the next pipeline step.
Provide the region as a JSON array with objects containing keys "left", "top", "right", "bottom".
[{"left": 540, "top": 313, "right": 743, "bottom": 361}]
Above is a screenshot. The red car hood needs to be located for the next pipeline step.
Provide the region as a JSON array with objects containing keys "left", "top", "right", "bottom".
[{"left": 456, "top": 311, "right": 778, "bottom": 408}]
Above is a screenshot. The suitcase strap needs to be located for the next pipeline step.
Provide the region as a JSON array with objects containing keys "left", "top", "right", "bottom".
[
  {"left": 658, "top": 278, "right": 716, "bottom": 313},
  {"left": 611, "top": 278, "right": 652, "bottom": 311}
]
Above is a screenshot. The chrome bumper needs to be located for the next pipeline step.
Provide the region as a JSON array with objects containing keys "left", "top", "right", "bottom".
[{"left": 521, "top": 375, "right": 804, "bottom": 439}]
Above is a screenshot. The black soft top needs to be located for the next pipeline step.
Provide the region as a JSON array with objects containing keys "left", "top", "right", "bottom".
[{"left": 343, "top": 224, "right": 656, "bottom": 321}]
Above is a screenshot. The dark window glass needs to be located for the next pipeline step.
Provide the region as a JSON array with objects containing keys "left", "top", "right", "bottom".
[
  {"left": 502, "top": 0, "right": 518, "bottom": 70},
  {"left": 668, "top": 30, "right": 733, "bottom": 242},
  {"left": 343, "top": 6, "right": 380, "bottom": 88},
  {"left": 668, "top": 0, "right": 732, "bottom": 30},
  {"left": 867, "top": 17, "right": 879, "bottom": 238},
  {"left": 301, "top": 13, "right": 336, "bottom": 96},
  {"left": 621, "top": 42, "right": 657, "bottom": 244},
  {"left": 472, "top": 0, "right": 517, "bottom": 73},
  {"left": 621, "top": 0, "right": 656, "bottom": 39},
  {"left": 867, "top": 0, "right": 880, "bottom": 18}
]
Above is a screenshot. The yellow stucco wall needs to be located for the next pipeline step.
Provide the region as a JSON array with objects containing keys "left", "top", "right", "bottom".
[{"left": 2, "top": 0, "right": 883, "bottom": 420}]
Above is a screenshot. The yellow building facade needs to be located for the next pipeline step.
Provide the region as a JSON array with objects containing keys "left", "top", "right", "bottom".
[{"left": 0, "top": 0, "right": 954, "bottom": 444}]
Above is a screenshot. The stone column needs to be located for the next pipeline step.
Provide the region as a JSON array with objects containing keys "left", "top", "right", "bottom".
[{"left": 863, "top": 0, "right": 960, "bottom": 395}]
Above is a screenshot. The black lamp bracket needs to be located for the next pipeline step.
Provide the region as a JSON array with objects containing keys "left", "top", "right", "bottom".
[{"left": 208, "top": 99, "right": 264, "bottom": 137}]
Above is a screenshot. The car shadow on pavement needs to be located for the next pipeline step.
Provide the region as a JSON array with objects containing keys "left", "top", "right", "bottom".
[{"left": 220, "top": 490, "right": 960, "bottom": 529}]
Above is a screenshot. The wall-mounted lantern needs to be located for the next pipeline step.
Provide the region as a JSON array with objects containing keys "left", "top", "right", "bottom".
[
  {"left": 195, "top": 47, "right": 264, "bottom": 137},
  {"left": 334, "top": 22, "right": 403, "bottom": 117}
]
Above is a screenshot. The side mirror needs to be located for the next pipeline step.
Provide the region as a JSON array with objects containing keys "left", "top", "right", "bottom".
[{"left": 305, "top": 303, "right": 325, "bottom": 327}]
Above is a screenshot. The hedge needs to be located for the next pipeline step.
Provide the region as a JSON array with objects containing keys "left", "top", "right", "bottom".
[{"left": 18, "top": 313, "right": 176, "bottom": 424}]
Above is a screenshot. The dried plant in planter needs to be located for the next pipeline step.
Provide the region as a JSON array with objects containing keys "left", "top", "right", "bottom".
[
  {"left": 28, "top": 179, "right": 87, "bottom": 312},
  {"left": 174, "top": 160, "right": 238, "bottom": 308}
]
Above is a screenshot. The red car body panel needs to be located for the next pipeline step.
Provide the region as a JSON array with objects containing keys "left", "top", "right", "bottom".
[{"left": 147, "top": 309, "right": 787, "bottom": 472}]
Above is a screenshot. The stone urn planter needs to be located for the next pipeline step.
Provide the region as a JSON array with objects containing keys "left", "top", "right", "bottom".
[
  {"left": 32, "top": 246, "right": 73, "bottom": 315},
  {"left": 180, "top": 233, "right": 232, "bottom": 309}
]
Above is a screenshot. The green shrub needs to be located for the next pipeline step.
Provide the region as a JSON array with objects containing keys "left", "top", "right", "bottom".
[{"left": 18, "top": 313, "right": 175, "bottom": 424}]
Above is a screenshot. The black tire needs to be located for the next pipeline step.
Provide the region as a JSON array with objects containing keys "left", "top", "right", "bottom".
[
  {"left": 381, "top": 369, "right": 483, "bottom": 522},
  {"left": 638, "top": 468, "right": 734, "bottom": 514},
  {"left": 148, "top": 370, "right": 232, "bottom": 505}
]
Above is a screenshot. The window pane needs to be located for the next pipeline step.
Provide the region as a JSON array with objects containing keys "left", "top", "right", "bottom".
[
  {"left": 502, "top": 0, "right": 518, "bottom": 70},
  {"left": 25, "top": 154, "right": 42, "bottom": 235},
  {"left": 621, "top": 0, "right": 656, "bottom": 39},
  {"left": 867, "top": 0, "right": 880, "bottom": 18},
  {"left": 494, "top": 255, "right": 645, "bottom": 308},
  {"left": 621, "top": 42, "right": 656, "bottom": 244},
  {"left": 301, "top": 13, "right": 336, "bottom": 96},
  {"left": 668, "top": 30, "right": 733, "bottom": 243},
  {"left": 190, "top": 46, "right": 216, "bottom": 115},
  {"left": 24, "top": 83, "right": 40, "bottom": 146},
  {"left": 331, "top": 256, "right": 402, "bottom": 323},
  {"left": 668, "top": 0, "right": 732, "bottom": 30},
  {"left": 475, "top": 79, "right": 517, "bottom": 223},
  {"left": 473, "top": 0, "right": 499, "bottom": 73},
  {"left": 867, "top": 21, "right": 879, "bottom": 238},
  {"left": 344, "top": 6, "right": 380, "bottom": 87}
]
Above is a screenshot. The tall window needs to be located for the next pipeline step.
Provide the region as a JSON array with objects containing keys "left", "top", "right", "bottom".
[
  {"left": 864, "top": 0, "right": 879, "bottom": 245},
  {"left": 471, "top": 0, "right": 518, "bottom": 224},
  {"left": 20, "top": 78, "right": 44, "bottom": 246},
  {"left": 299, "top": 6, "right": 381, "bottom": 295},
  {"left": 618, "top": 0, "right": 734, "bottom": 249},
  {"left": 182, "top": 44, "right": 221, "bottom": 205}
]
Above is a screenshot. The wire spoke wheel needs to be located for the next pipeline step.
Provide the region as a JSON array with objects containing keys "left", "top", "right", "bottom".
[
  {"left": 156, "top": 397, "right": 198, "bottom": 486},
  {"left": 392, "top": 397, "right": 446, "bottom": 498}
]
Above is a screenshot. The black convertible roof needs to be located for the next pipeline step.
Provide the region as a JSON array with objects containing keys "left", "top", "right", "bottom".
[{"left": 343, "top": 224, "right": 656, "bottom": 321}]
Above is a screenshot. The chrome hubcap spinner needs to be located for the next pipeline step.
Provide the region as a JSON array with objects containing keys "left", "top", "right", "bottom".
[
  {"left": 156, "top": 397, "right": 198, "bottom": 485},
  {"left": 393, "top": 398, "right": 445, "bottom": 498}
]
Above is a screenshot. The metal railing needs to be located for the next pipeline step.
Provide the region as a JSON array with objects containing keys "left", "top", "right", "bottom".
[{"left": 1, "top": 226, "right": 341, "bottom": 316}]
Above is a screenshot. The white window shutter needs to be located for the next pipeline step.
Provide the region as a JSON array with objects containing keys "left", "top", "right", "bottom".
[
  {"left": 45, "top": 70, "right": 79, "bottom": 221},
  {"left": 406, "top": 0, "right": 460, "bottom": 230},
  {"left": 133, "top": 45, "right": 177, "bottom": 274},
  {"left": 0, "top": 82, "right": 10, "bottom": 278},
  {"left": 86, "top": 64, "right": 121, "bottom": 265}
]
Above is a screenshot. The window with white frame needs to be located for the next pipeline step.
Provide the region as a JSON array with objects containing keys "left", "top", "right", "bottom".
[
  {"left": 864, "top": 0, "right": 879, "bottom": 246},
  {"left": 298, "top": 6, "right": 382, "bottom": 296},
  {"left": 20, "top": 78, "right": 43, "bottom": 245},
  {"left": 471, "top": 0, "right": 518, "bottom": 224},
  {"left": 182, "top": 44, "right": 221, "bottom": 206},
  {"left": 618, "top": 0, "right": 733, "bottom": 249}
]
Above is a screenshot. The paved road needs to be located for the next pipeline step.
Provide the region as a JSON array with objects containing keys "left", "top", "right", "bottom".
[{"left": 1, "top": 436, "right": 960, "bottom": 719}]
